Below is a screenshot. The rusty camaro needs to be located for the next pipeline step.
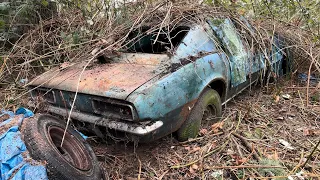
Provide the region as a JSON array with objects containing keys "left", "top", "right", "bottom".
[{"left": 28, "top": 17, "right": 289, "bottom": 143}]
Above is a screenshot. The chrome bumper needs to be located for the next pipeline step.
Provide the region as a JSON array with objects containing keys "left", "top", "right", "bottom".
[{"left": 32, "top": 103, "right": 163, "bottom": 136}]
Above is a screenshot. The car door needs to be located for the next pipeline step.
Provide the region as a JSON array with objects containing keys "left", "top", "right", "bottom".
[{"left": 208, "top": 18, "right": 250, "bottom": 88}]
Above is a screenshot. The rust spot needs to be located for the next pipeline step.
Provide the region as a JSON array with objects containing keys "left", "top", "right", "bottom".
[
  {"left": 31, "top": 62, "right": 158, "bottom": 97},
  {"left": 180, "top": 99, "right": 198, "bottom": 120},
  {"left": 171, "top": 51, "right": 218, "bottom": 72},
  {"left": 209, "top": 61, "right": 214, "bottom": 69},
  {"left": 133, "top": 57, "right": 161, "bottom": 65}
]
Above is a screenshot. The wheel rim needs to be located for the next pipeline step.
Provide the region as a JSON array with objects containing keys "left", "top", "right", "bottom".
[
  {"left": 202, "top": 104, "right": 218, "bottom": 125},
  {"left": 48, "top": 126, "right": 92, "bottom": 171}
]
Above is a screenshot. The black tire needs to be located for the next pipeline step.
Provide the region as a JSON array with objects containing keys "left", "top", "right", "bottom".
[
  {"left": 22, "top": 114, "right": 103, "bottom": 180},
  {"left": 177, "top": 88, "right": 222, "bottom": 141}
]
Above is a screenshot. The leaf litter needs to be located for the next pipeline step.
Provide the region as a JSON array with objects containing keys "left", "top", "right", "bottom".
[
  {"left": 91, "top": 78, "right": 320, "bottom": 179},
  {"left": 0, "top": 1, "right": 319, "bottom": 179}
]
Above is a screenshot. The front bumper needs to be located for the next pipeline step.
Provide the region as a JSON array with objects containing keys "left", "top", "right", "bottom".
[{"left": 31, "top": 103, "right": 163, "bottom": 136}]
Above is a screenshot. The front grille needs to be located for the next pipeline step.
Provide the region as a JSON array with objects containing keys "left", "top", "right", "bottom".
[{"left": 29, "top": 86, "right": 137, "bottom": 121}]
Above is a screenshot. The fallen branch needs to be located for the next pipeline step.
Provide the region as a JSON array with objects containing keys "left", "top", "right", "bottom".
[
  {"left": 232, "top": 133, "right": 261, "bottom": 161},
  {"left": 301, "top": 139, "right": 320, "bottom": 169}
]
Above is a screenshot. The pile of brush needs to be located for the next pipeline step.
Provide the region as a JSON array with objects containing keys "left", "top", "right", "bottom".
[{"left": 0, "top": 0, "right": 318, "bottom": 108}]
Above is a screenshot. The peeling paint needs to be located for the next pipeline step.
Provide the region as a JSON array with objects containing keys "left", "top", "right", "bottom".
[
  {"left": 209, "top": 18, "right": 248, "bottom": 87},
  {"left": 29, "top": 18, "right": 286, "bottom": 141}
]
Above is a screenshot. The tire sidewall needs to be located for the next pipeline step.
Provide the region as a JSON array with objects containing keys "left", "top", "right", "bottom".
[
  {"left": 24, "top": 114, "right": 102, "bottom": 180},
  {"left": 177, "top": 88, "right": 222, "bottom": 141},
  {"left": 201, "top": 89, "right": 222, "bottom": 122}
]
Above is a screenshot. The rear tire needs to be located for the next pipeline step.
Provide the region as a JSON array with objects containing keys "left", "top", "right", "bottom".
[
  {"left": 22, "top": 114, "right": 103, "bottom": 180},
  {"left": 177, "top": 88, "right": 222, "bottom": 141}
]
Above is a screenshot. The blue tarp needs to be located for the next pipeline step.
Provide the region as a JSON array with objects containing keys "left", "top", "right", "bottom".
[{"left": 0, "top": 108, "right": 48, "bottom": 180}]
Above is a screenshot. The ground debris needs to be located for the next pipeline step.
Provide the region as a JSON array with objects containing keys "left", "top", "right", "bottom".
[
  {"left": 279, "top": 139, "right": 295, "bottom": 150},
  {"left": 91, "top": 79, "right": 320, "bottom": 179}
]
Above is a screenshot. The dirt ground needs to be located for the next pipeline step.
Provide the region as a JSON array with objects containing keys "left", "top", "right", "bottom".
[{"left": 91, "top": 77, "right": 320, "bottom": 179}]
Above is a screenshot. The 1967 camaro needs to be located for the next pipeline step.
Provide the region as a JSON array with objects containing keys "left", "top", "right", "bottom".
[{"left": 28, "top": 17, "right": 289, "bottom": 144}]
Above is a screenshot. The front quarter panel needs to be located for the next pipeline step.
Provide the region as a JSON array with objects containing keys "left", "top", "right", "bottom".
[{"left": 126, "top": 24, "right": 229, "bottom": 140}]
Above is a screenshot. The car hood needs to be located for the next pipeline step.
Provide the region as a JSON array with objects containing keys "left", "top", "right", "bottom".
[{"left": 29, "top": 53, "right": 170, "bottom": 100}]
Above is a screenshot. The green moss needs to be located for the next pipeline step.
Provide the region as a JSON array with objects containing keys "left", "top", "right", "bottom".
[
  {"left": 41, "top": 0, "right": 48, "bottom": 7},
  {"left": 0, "top": 19, "right": 5, "bottom": 29},
  {"left": 210, "top": 18, "right": 224, "bottom": 26},
  {"left": 183, "top": 123, "right": 199, "bottom": 139},
  {"left": 258, "top": 158, "right": 286, "bottom": 179}
]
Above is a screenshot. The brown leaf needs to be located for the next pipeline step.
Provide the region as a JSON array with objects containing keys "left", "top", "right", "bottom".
[
  {"left": 314, "top": 130, "right": 320, "bottom": 135},
  {"left": 265, "top": 150, "right": 278, "bottom": 160},
  {"left": 211, "top": 141, "right": 217, "bottom": 148},
  {"left": 211, "top": 122, "right": 224, "bottom": 133},
  {"left": 236, "top": 158, "right": 248, "bottom": 165},
  {"left": 191, "top": 164, "right": 199, "bottom": 170},
  {"left": 187, "top": 146, "right": 201, "bottom": 154},
  {"left": 192, "top": 146, "right": 201, "bottom": 151},
  {"left": 274, "top": 150, "right": 279, "bottom": 160},
  {"left": 189, "top": 166, "right": 195, "bottom": 174},
  {"left": 199, "top": 128, "right": 208, "bottom": 135},
  {"left": 303, "top": 128, "right": 320, "bottom": 136},
  {"left": 303, "top": 129, "right": 311, "bottom": 136}
]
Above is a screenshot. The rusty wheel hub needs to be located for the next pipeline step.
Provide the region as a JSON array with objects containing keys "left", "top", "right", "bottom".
[{"left": 48, "top": 126, "right": 92, "bottom": 171}]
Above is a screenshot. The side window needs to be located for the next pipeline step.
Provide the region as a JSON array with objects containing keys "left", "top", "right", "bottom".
[{"left": 172, "top": 24, "right": 218, "bottom": 63}]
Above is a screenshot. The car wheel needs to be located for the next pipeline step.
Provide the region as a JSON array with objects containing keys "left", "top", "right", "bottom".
[
  {"left": 177, "top": 88, "right": 222, "bottom": 141},
  {"left": 22, "top": 114, "right": 103, "bottom": 180}
]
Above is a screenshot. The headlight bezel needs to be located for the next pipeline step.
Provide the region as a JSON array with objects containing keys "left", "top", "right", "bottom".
[{"left": 91, "top": 97, "right": 138, "bottom": 121}]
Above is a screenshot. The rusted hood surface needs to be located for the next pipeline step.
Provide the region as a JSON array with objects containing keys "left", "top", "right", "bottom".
[{"left": 30, "top": 53, "right": 169, "bottom": 99}]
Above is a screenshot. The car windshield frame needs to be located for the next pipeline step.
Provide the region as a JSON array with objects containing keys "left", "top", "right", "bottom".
[{"left": 121, "top": 25, "right": 191, "bottom": 54}]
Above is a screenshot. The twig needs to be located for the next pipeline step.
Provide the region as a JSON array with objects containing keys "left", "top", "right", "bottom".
[
  {"left": 232, "top": 136, "right": 244, "bottom": 158},
  {"left": 178, "top": 132, "right": 223, "bottom": 144},
  {"left": 158, "top": 170, "right": 169, "bottom": 180},
  {"left": 301, "top": 139, "right": 320, "bottom": 169},
  {"left": 138, "top": 156, "right": 142, "bottom": 180},
  {"left": 170, "top": 140, "right": 229, "bottom": 169},
  {"left": 306, "top": 56, "right": 314, "bottom": 106},
  {"left": 232, "top": 133, "right": 261, "bottom": 161}
]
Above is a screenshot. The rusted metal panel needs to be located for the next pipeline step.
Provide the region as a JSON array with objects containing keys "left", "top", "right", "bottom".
[
  {"left": 43, "top": 105, "right": 163, "bottom": 135},
  {"left": 117, "top": 53, "right": 168, "bottom": 66},
  {"left": 209, "top": 18, "right": 248, "bottom": 87},
  {"left": 127, "top": 24, "right": 229, "bottom": 120},
  {"left": 208, "top": 18, "right": 283, "bottom": 87},
  {"left": 30, "top": 53, "right": 169, "bottom": 100}
]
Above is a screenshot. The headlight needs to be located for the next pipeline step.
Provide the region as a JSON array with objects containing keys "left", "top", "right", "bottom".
[
  {"left": 91, "top": 98, "right": 137, "bottom": 121},
  {"left": 30, "top": 88, "right": 56, "bottom": 104}
]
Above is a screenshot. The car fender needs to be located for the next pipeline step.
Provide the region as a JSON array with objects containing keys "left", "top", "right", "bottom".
[{"left": 126, "top": 52, "right": 229, "bottom": 122}]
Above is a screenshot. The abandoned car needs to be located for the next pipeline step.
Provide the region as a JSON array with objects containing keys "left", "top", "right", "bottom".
[{"left": 28, "top": 17, "right": 289, "bottom": 144}]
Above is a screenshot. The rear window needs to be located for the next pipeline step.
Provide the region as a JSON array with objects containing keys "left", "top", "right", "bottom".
[{"left": 123, "top": 26, "right": 190, "bottom": 54}]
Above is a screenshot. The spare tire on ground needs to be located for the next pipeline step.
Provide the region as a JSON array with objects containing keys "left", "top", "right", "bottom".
[{"left": 22, "top": 114, "right": 104, "bottom": 180}]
